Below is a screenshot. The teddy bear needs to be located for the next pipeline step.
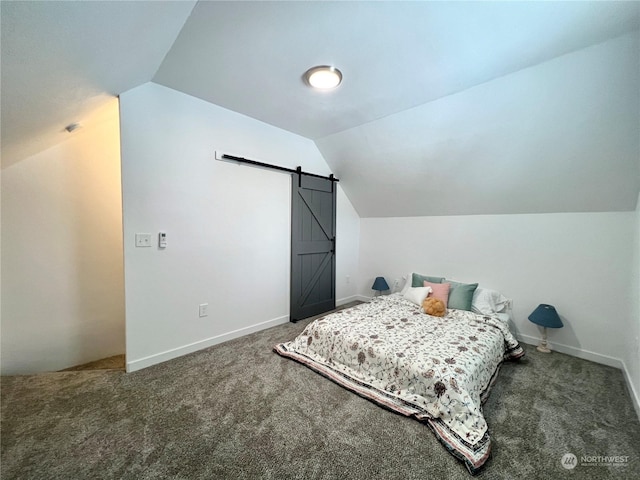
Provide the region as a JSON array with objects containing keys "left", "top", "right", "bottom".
[{"left": 422, "top": 297, "right": 446, "bottom": 317}]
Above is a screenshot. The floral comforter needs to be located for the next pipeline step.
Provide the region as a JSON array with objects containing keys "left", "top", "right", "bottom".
[{"left": 274, "top": 294, "right": 524, "bottom": 474}]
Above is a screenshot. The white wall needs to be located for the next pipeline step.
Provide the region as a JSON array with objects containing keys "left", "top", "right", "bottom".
[
  {"left": 119, "top": 82, "right": 360, "bottom": 371},
  {"left": 625, "top": 194, "right": 640, "bottom": 417},
  {"left": 0, "top": 165, "right": 2, "bottom": 364},
  {"left": 1, "top": 100, "right": 125, "bottom": 375},
  {"left": 336, "top": 187, "right": 360, "bottom": 305},
  {"left": 358, "top": 212, "right": 634, "bottom": 367}
]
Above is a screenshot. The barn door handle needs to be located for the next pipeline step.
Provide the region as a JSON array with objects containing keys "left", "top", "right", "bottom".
[{"left": 331, "top": 237, "right": 335, "bottom": 254}]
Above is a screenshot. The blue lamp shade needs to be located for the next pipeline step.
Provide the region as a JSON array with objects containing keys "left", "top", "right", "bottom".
[
  {"left": 528, "top": 304, "right": 563, "bottom": 328},
  {"left": 371, "top": 276, "right": 390, "bottom": 292}
]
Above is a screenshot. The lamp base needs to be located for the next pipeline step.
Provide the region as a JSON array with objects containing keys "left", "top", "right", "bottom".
[{"left": 537, "top": 327, "right": 552, "bottom": 353}]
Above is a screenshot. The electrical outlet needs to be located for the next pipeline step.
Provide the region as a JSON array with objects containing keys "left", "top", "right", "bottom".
[
  {"left": 199, "top": 303, "right": 209, "bottom": 317},
  {"left": 135, "top": 233, "right": 152, "bottom": 247}
]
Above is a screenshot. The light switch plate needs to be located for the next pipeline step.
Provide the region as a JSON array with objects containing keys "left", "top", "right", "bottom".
[{"left": 135, "top": 233, "right": 152, "bottom": 247}]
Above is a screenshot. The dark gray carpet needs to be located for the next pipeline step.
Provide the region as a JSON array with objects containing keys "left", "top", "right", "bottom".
[
  {"left": 60, "top": 354, "right": 125, "bottom": 372},
  {"left": 2, "top": 311, "right": 639, "bottom": 479}
]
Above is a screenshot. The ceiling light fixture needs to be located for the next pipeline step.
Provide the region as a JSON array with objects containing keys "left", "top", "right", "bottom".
[{"left": 304, "top": 65, "right": 342, "bottom": 90}]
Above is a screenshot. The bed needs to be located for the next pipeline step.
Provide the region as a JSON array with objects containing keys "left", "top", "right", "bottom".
[{"left": 274, "top": 283, "right": 524, "bottom": 474}]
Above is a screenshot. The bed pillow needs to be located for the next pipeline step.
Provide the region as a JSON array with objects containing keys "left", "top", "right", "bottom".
[
  {"left": 446, "top": 280, "right": 478, "bottom": 311},
  {"left": 423, "top": 280, "right": 450, "bottom": 306},
  {"left": 403, "top": 286, "right": 432, "bottom": 306},
  {"left": 399, "top": 273, "right": 413, "bottom": 295},
  {"left": 412, "top": 272, "right": 445, "bottom": 288},
  {"left": 472, "top": 287, "right": 509, "bottom": 315}
]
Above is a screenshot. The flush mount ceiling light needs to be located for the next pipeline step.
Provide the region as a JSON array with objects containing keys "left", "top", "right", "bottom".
[{"left": 304, "top": 65, "right": 342, "bottom": 89}]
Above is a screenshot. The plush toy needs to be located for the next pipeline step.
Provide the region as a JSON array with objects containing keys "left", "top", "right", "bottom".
[{"left": 422, "top": 297, "right": 446, "bottom": 317}]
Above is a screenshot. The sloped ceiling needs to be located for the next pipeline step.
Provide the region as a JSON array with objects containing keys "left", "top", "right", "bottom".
[
  {"left": 0, "top": 0, "right": 197, "bottom": 167},
  {"left": 2, "top": 1, "right": 639, "bottom": 217}
]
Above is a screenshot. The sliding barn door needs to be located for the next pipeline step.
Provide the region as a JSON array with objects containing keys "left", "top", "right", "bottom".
[{"left": 290, "top": 174, "right": 336, "bottom": 322}]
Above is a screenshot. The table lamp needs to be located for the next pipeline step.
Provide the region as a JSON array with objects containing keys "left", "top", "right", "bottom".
[
  {"left": 528, "top": 304, "right": 563, "bottom": 353},
  {"left": 371, "top": 277, "right": 390, "bottom": 296}
]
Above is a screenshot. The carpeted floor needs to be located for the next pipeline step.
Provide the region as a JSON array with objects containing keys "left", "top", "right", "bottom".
[
  {"left": 60, "top": 354, "right": 126, "bottom": 372},
  {"left": 2, "top": 308, "right": 639, "bottom": 479}
]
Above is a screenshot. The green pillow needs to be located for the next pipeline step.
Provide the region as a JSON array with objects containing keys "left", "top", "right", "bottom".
[
  {"left": 412, "top": 273, "right": 445, "bottom": 288},
  {"left": 446, "top": 280, "right": 479, "bottom": 311}
]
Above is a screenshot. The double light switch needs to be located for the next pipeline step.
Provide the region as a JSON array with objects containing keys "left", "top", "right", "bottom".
[{"left": 135, "top": 232, "right": 167, "bottom": 248}]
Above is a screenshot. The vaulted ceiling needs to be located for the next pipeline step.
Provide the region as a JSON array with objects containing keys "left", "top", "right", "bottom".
[{"left": 2, "top": 1, "right": 639, "bottom": 217}]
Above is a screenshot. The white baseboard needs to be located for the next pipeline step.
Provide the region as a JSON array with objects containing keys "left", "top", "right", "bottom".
[
  {"left": 126, "top": 315, "right": 289, "bottom": 373},
  {"left": 336, "top": 295, "right": 358, "bottom": 306},
  {"left": 337, "top": 295, "right": 372, "bottom": 305},
  {"left": 621, "top": 359, "right": 640, "bottom": 422},
  {"left": 356, "top": 295, "right": 373, "bottom": 302},
  {"left": 516, "top": 333, "right": 623, "bottom": 368},
  {"left": 518, "top": 334, "right": 640, "bottom": 421}
]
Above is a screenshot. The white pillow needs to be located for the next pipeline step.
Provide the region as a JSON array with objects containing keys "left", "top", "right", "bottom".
[
  {"left": 471, "top": 287, "right": 509, "bottom": 315},
  {"left": 403, "top": 286, "right": 432, "bottom": 305},
  {"left": 399, "top": 273, "right": 413, "bottom": 295}
]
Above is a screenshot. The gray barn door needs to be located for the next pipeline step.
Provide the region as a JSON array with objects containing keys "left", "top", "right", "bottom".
[{"left": 290, "top": 173, "right": 336, "bottom": 321}]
